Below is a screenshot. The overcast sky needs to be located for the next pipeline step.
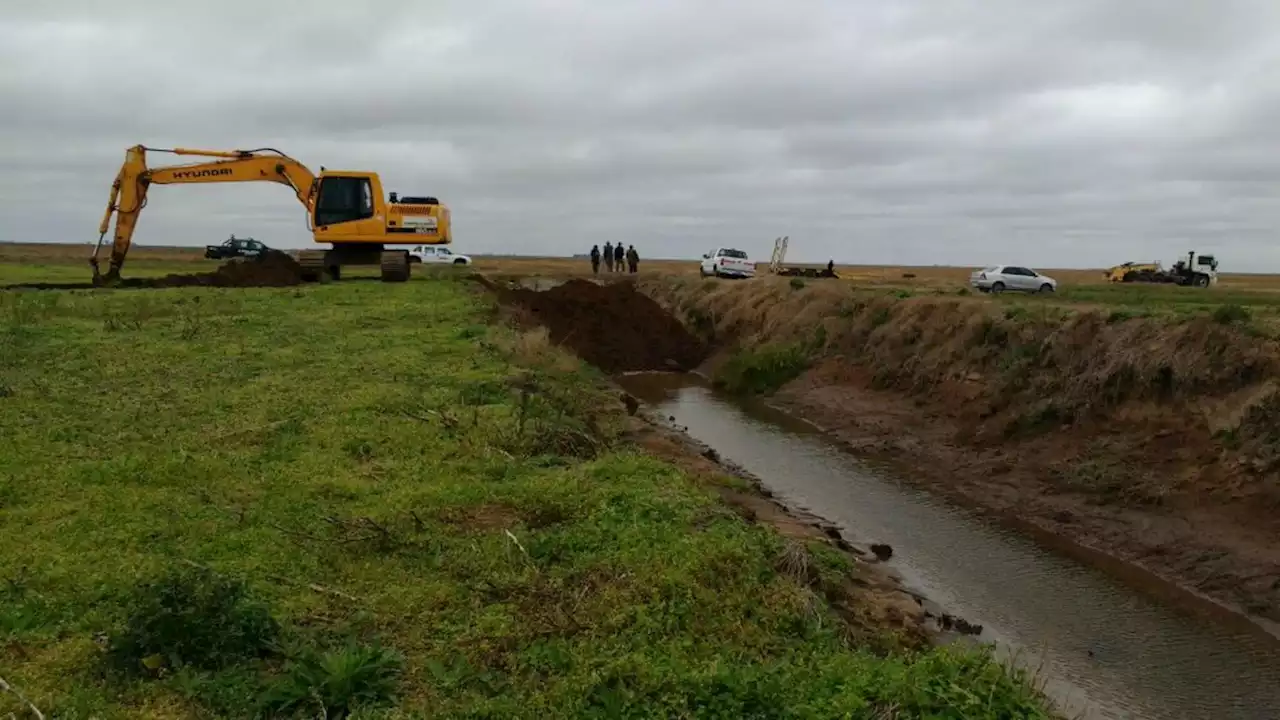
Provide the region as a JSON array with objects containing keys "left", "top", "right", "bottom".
[{"left": 4, "top": 1, "right": 1280, "bottom": 268}]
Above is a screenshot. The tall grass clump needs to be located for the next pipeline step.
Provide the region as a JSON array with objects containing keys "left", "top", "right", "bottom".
[
  {"left": 105, "top": 566, "right": 279, "bottom": 675},
  {"left": 715, "top": 342, "right": 811, "bottom": 395}
]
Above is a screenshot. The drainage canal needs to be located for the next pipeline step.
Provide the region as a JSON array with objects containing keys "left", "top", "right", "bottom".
[{"left": 617, "top": 371, "right": 1280, "bottom": 720}]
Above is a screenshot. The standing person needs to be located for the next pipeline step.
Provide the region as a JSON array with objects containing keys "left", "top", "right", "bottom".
[
  {"left": 614, "top": 243, "right": 625, "bottom": 272},
  {"left": 590, "top": 245, "right": 601, "bottom": 275},
  {"left": 626, "top": 245, "right": 639, "bottom": 274},
  {"left": 603, "top": 242, "right": 614, "bottom": 273}
]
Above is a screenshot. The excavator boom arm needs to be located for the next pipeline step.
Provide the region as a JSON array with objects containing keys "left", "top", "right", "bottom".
[{"left": 92, "top": 145, "right": 318, "bottom": 283}]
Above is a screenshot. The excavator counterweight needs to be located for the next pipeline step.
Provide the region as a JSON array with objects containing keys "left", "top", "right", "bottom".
[{"left": 92, "top": 145, "right": 451, "bottom": 285}]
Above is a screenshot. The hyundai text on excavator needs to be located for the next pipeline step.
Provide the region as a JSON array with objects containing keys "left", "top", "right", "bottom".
[{"left": 91, "top": 145, "right": 452, "bottom": 285}]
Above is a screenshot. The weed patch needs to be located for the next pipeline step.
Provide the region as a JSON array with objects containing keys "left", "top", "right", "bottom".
[
  {"left": 1213, "top": 303, "right": 1251, "bottom": 325},
  {"left": 105, "top": 565, "right": 279, "bottom": 675},
  {"left": 870, "top": 306, "right": 892, "bottom": 328},
  {"left": 715, "top": 343, "right": 811, "bottom": 395},
  {"left": 262, "top": 643, "right": 402, "bottom": 719}
]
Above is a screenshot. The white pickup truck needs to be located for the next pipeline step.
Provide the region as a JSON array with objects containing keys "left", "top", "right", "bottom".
[
  {"left": 408, "top": 245, "right": 472, "bottom": 266},
  {"left": 699, "top": 247, "right": 756, "bottom": 278}
]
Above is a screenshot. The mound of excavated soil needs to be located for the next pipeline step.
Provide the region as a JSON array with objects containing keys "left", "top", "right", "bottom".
[
  {"left": 134, "top": 251, "right": 304, "bottom": 288},
  {"left": 2, "top": 251, "right": 306, "bottom": 291},
  {"left": 501, "top": 279, "right": 708, "bottom": 373}
]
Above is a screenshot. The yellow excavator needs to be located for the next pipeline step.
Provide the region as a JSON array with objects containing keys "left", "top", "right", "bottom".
[{"left": 91, "top": 145, "right": 451, "bottom": 285}]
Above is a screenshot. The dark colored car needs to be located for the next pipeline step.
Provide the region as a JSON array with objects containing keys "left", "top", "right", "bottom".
[{"left": 205, "top": 235, "right": 270, "bottom": 260}]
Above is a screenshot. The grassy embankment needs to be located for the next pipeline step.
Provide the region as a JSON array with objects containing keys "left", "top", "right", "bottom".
[
  {"left": 0, "top": 268, "right": 1052, "bottom": 718},
  {"left": 644, "top": 274, "right": 1280, "bottom": 412}
]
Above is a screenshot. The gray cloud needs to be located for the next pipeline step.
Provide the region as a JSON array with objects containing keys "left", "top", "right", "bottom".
[{"left": 4, "top": 0, "right": 1280, "bottom": 269}]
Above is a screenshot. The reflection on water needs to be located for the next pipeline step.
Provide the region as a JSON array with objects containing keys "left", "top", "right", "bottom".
[{"left": 618, "top": 372, "right": 1280, "bottom": 720}]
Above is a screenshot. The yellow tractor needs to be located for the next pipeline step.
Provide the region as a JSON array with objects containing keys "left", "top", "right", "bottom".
[
  {"left": 92, "top": 145, "right": 452, "bottom": 285},
  {"left": 1103, "top": 261, "right": 1163, "bottom": 283}
]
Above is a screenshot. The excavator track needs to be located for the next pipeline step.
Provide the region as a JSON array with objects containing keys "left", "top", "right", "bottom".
[
  {"left": 297, "top": 250, "right": 327, "bottom": 283},
  {"left": 380, "top": 250, "right": 410, "bottom": 283},
  {"left": 297, "top": 247, "right": 409, "bottom": 283}
]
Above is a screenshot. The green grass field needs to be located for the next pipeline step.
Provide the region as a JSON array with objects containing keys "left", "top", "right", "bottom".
[{"left": 0, "top": 269, "right": 1051, "bottom": 718}]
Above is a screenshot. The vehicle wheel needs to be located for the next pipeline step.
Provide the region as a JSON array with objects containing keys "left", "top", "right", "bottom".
[
  {"left": 327, "top": 265, "right": 341, "bottom": 282},
  {"left": 1194, "top": 274, "right": 1210, "bottom": 288},
  {"left": 1039, "top": 283, "right": 1053, "bottom": 293},
  {"left": 453, "top": 258, "right": 466, "bottom": 265},
  {"left": 990, "top": 281, "right": 1005, "bottom": 295}
]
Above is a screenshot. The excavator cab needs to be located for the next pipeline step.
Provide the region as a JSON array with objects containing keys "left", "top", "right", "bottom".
[{"left": 296, "top": 170, "right": 451, "bottom": 282}]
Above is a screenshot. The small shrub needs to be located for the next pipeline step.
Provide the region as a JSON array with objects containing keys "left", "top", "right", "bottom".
[
  {"left": 1107, "top": 309, "right": 1137, "bottom": 324},
  {"left": 893, "top": 289, "right": 913, "bottom": 299},
  {"left": 495, "top": 377, "right": 607, "bottom": 459},
  {"left": 178, "top": 314, "right": 203, "bottom": 340},
  {"left": 102, "top": 312, "right": 141, "bottom": 332},
  {"left": 811, "top": 324, "right": 828, "bottom": 350},
  {"left": 715, "top": 343, "right": 810, "bottom": 395},
  {"left": 1003, "top": 401, "right": 1070, "bottom": 438},
  {"left": 106, "top": 566, "right": 279, "bottom": 674},
  {"left": 686, "top": 307, "right": 715, "bottom": 337},
  {"left": 789, "top": 277, "right": 806, "bottom": 291},
  {"left": 261, "top": 643, "right": 402, "bottom": 719},
  {"left": 870, "top": 307, "right": 892, "bottom": 329},
  {"left": 1215, "top": 426, "right": 1241, "bottom": 450},
  {"left": 956, "top": 287, "right": 971, "bottom": 297},
  {"left": 1212, "top": 304, "right": 1251, "bottom": 326},
  {"left": 973, "top": 316, "right": 1007, "bottom": 346},
  {"left": 457, "top": 379, "right": 509, "bottom": 406},
  {"left": 516, "top": 415, "right": 603, "bottom": 459},
  {"left": 343, "top": 439, "right": 376, "bottom": 462}
]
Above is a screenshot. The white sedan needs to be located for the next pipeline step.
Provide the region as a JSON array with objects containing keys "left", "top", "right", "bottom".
[
  {"left": 409, "top": 245, "right": 472, "bottom": 266},
  {"left": 969, "top": 265, "right": 1056, "bottom": 294}
]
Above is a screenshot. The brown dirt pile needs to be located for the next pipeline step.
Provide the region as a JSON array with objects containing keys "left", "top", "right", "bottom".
[
  {"left": 639, "top": 275, "right": 1280, "bottom": 625},
  {"left": 3, "top": 251, "right": 305, "bottom": 291},
  {"left": 499, "top": 278, "right": 708, "bottom": 373},
  {"left": 130, "top": 251, "right": 304, "bottom": 288}
]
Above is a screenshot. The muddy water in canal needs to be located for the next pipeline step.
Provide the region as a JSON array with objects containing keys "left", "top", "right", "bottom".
[{"left": 618, "top": 372, "right": 1280, "bottom": 720}]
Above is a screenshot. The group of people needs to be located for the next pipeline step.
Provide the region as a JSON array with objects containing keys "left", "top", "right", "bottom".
[{"left": 589, "top": 242, "right": 640, "bottom": 274}]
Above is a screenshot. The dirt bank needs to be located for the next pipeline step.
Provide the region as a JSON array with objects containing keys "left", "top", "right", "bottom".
[
  {"left": 639, "top": 275, "right": 1280, "bottom": 629},
  {"left": 497, "top": 278, "right": 709, "bottom": 373},
  {"left": 3, "top": 251, "right": 304, "bottom": 290}
]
